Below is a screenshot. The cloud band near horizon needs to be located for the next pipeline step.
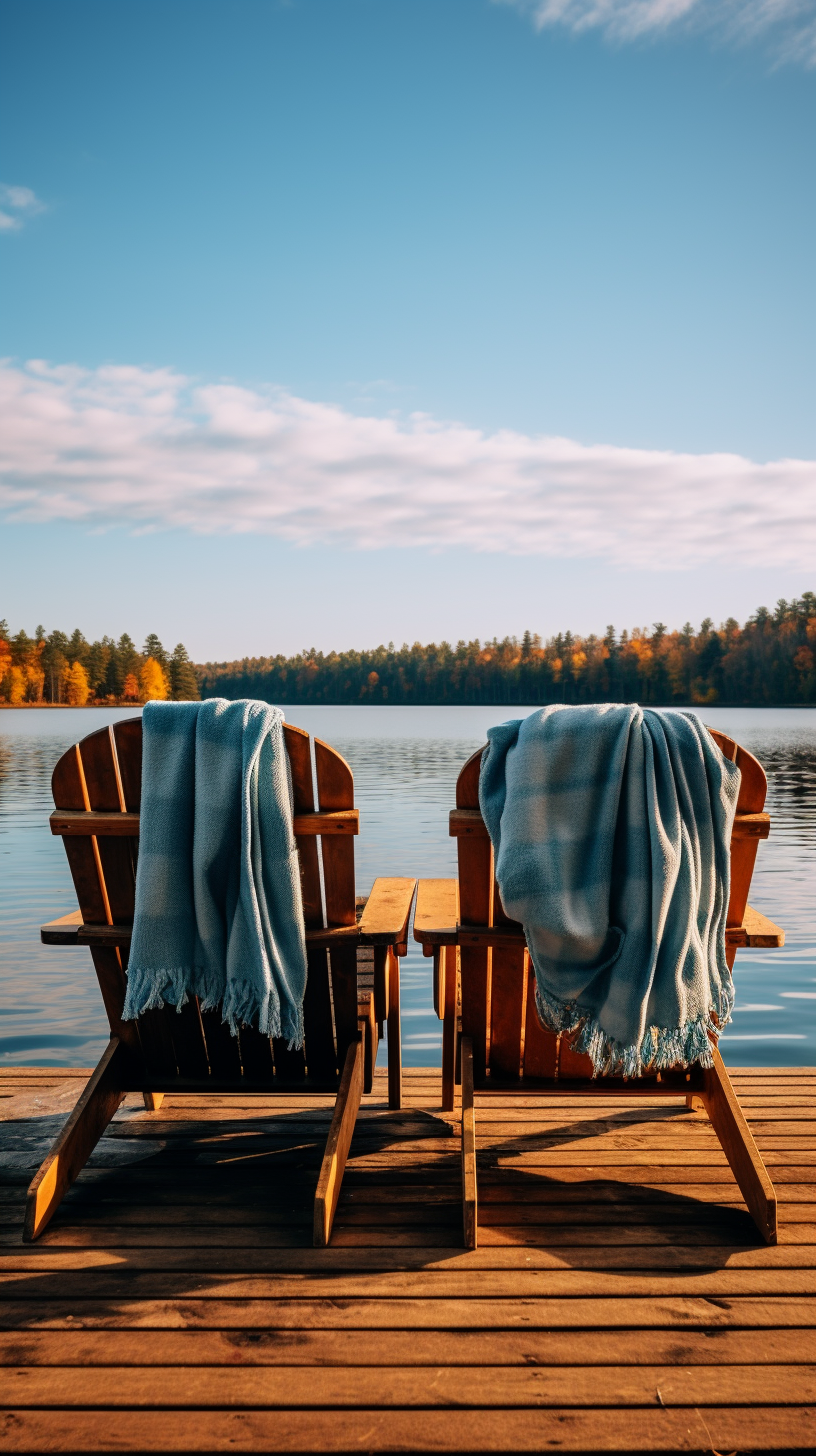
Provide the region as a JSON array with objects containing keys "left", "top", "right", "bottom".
[{"left": 1, "top": 359, "right": 814, "bottom": 569}]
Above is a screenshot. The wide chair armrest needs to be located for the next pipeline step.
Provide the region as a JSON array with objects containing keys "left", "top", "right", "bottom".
[
  {"left": 41, "top": 911, "right": 83, "bottom": 945},
  {"left": 413, "top": 879, "right": 459, "bottom": 957},
  {"left": 726, "top": 906, "right": 785, "bottom": 948},
  {"left": 410, "top": 883, "right": 784, "bottom": 955},
  {"left": 44, "top": 887, "right": 419, "bottom": 956},
  {"left": 357, "top": 878, "right": 416, "bottom": 955}
]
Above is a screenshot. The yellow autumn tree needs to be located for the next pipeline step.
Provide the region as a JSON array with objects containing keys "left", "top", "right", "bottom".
[
  {"left": 7, "top": 666, "right": 26, "bottom": 704},
  {"left": 25, "top": 665, "right": 44, "bottom": 701},
  {"left": 140, "top": 656, "right": 169, "bottom": 701},
  {"left": 64, "top": 661, "right": 91, "bottom": 706}
]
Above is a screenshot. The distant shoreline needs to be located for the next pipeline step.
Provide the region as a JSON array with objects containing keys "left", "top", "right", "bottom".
[
  {"left": 0, "top": 703, "right": 142, "bottom": 710},
  {"left": 2, "top": 701, "right": 815, "bottom": 712}
]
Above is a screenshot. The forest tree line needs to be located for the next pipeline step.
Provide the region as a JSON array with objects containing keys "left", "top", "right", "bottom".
[
  {"left": 4, "top": 594, "right": 815, "bottom": 707},
  {"left": 198, "top": 594, "right": 816, "bottom": 707},
  {"left": 0, "top": 623, "right": 199, "bottom": 704}
]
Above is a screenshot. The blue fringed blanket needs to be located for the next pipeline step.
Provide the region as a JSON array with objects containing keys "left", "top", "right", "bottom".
[
  {"left": 479, "top": 705, "right": 740, "bottom": 1075},
  {"left": 123, "top": 699, "right": 308, "bottom": 1046}
]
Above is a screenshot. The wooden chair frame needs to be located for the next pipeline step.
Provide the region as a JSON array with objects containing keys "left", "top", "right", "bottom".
[
  {"left": 414, "top": 728, "right": 785, "bottom": 1248},
  {"left": 29, "top": 717, "right": 415, "bottom": 1246}
]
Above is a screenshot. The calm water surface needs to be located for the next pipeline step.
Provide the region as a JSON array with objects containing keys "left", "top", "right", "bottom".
[{"left": 1, "top": 705, "right": 814, "bottom": 1069}]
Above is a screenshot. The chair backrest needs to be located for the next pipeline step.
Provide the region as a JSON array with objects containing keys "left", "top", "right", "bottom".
[
  {"left": 52, "top": 717, "right": 361, "bottom": 1089},
  {"left": 454, "top": 727, "right": 768, "bottom": 1084}
]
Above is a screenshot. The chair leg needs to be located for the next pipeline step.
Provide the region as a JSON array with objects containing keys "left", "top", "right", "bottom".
[
  {"left": 313, "top": 1033, "right": 364, "bottom": 1247},
  {"left": 442, "top": 1014, "right": 457, "bottom": 1113},
  {"left": 702, "top": 1045, "right": 777, "bottom": 1244},
  {"left": 359, "top": 992, "right": 378, "bottom": 1095},
  {"left": 441, "top": 947, "right": 458, "bottom": 1113},
  {"left": 461, "top": 1036, "right": 477, "bottom": 1249},
  {"left": 143, "top": 1092, "right": 165, "bottom": 1112},
  {"left": 24, "top": 1038, "right": 127, "bottom": 1242},
  {"left": 387, "top": 947, "right": 402, "bottom": 1110}
]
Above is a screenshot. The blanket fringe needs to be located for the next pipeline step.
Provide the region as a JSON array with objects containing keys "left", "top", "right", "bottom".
[
  {"left": 122, "top": 966, "right": 305, "bottom": 1051},
  {"left": 534, "top": 979, "right": 735, "bottom": 1078}
]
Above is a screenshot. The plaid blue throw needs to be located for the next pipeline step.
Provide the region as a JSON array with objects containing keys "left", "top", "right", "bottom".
[
  {"left": 479, "top": 705, "right": 740, "bottom": 1075},
  {"left": 123, "top": 699, "right": 308, "bottom": 1047}
]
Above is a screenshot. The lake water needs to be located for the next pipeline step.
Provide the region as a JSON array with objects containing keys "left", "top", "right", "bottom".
[{"left": 1, "top": 705, "right": 814, "bottom": 1070}]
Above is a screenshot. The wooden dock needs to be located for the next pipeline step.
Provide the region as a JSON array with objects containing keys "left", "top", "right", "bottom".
[{"left": 0, "top": 1064, "right": 813, "bottom": 1452}]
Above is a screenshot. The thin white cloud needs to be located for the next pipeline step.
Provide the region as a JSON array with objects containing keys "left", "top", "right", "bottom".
[
  {"left": 1, "top": 358, "right": 815, "bottom": 568},
  {"left": 0, "top": 185, "right": 46, "bottom": 233},
  {"left": 501, "top": 0, "right": 816, "bottom": 66}
]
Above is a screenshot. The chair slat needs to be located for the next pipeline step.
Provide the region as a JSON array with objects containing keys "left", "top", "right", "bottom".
[
  {"left": 315, "top": 739, "right": 356, "bottom": 927},
  {"left": 487, "top": 876, "right": 526, "bottom": 1078},
  {"left": 557, "top": 1029, "right": 595, "bottom": 1078},
  {"left": 237, "top": 1025, "right": 275, "bottom": 1081},
  {"left": 134, "top": 1005, "right": 179, "bottom": 1080},
  {"left": 282, "top": 724, "right": 324, "bottom": 1082},
  {"left": 522, "top": 961, "right": 558, "bottom": 1078},
  {"left": 727, "top": 741, "right": 768, "bottom": 968},
  {"left": 199, "top": 1008, "right": 242, "bottom": 1080},
  {"left": 709, "top": 734, "right": 767, "bottom": 931},
  {"left": 52, "top": 744, "right": 109, "bottom": 925},
  {"left": 283, "top": 725, "right": 323, "bottom": 927},
  {"left": 302, "top": 949, "right": 338, "bottom": 1081},
  {"left": 165, "top": 997, "right": 211, "bottom": 1080},
  {"left": 330, "top": 945, "right": 361, "bottom": 1072},
  {"left": 456, "top": 749, "right": 492, "bottom": 1082},
  {"left": 315, "top": 737, "right": 359, "bottom": 1080},
  {"left": 272, "top": 1037, "right": 307, "bottom": 1081},
  {"left": 77, "top": 727, "right": 136, "bottom": 927},
  {"left": 50, "top": 742, "right": 142, "bottom": 1057},
  {"left": 488, "top": 946, "right": 526, "bottom": 1079},
  {"left": 112, "top": 718, "right": 143, "bottom": 811}
]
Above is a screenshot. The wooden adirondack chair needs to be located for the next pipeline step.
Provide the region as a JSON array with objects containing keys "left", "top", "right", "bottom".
[
  {"left": 414, "top": 728, "right": 785, "bottom": 1247},
  {"left": 31, "top": 717, "right": 415, "bottom": 1246}
]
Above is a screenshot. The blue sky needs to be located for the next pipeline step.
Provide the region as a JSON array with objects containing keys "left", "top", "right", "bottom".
[{"left": 1, "top": 0, "right": 814, "bottom": 659}]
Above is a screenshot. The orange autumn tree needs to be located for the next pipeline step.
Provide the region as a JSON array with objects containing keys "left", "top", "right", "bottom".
[{"left": 6, "top": 667, "right": 26, "bottom": 704}]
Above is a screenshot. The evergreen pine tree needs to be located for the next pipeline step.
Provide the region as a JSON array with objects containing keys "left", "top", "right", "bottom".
[
  {"left": 43, "top": 631, "right": 69, "bottom": 703},
  {"left": 86, "top": 640, "right": 112, "bottom": 698},
  {"left": 67, "top": 628, "right": 90, "bottom": 665},
  {"left": 143, "top": 633, "right": 169, "bottom": 669},
  {"left": 170, "top": 644, "right": 200, "bottom": 701}
]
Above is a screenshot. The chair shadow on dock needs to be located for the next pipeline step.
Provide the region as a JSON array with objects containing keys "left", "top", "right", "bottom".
[{"left": 2, "top": 1088, "right": 768, "bottom": 1273}]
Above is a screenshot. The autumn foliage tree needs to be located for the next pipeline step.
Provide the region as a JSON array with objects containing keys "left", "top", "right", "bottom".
[
  {"left": 4, "top": 598, "right": 816, "bottom": 708},
  {"left": 63, "top": 661, "right": 91, "bottom": 706},
  {"left": 140, "top": 656, "right": 169, "bottom": 701},
  {"left": 198, "top": 594, "right": 816, "bottom": 708},
  {"left": 0, "top": 621, "right": 45, "bottom": 703},
  {"left": 0, "top": 622, "right": 198, "bottom": 704}
]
